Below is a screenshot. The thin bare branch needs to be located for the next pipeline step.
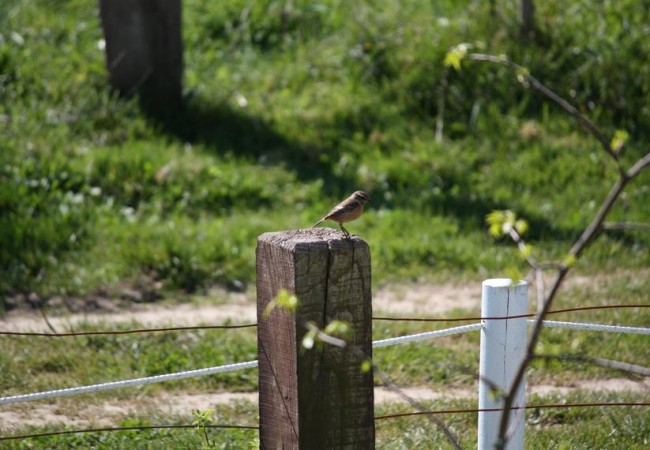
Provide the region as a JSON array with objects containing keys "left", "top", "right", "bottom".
[
  {"left": 627, "top": 152, "right": 650, "bottom": 178},
  {"left": 589, "top": 357, "right": 650, "bottom": 378},
  {"left": 468, "top": 53, "right": 621, "bottom": 166},
  {"left": 373, "top": 364, "right": 463, "bottom": 449},
  {"left": 436, "top": 74, "right": 448, "bottom": 142},
  {"left": 498, "top": 149, "right": 650, "bottom": 447},
  {"left": 534, "top": 268, "right": 545, "bottom": 313},
  {"left": 507, "top": 228, "right": 539, "bottom": 268},
  {"left": 498, "top": 155, "right": 650, "bottom": 445},
  {"left": 37, "top": 307, "right": 58, "bottom": 334},
  {"left": 505, "top": 228, "right": 547, "bottom": 311},
  {"left": 569, "top": 177, "right": 627, "bottom": 256},
  {"left": 303, "top": 322, "right": 347, "bottom": 348},
  {"left": 467, "top": 51, "right": 650, "bottom": 449},
  {"left": 308, "top": 319, "right": 463, "bottom": 449}
]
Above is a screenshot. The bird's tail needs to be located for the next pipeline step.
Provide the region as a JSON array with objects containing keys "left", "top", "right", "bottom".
[{"left": 311, "top": 219, "right": 324, "bottom": 228}]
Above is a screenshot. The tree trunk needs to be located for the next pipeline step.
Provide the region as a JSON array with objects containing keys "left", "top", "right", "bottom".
[
  {"left": 520, "top": 0, "right": 537, "bottom": 41},
  {"left": 98, "top": 0, "right": 183, "bottom": 108}
]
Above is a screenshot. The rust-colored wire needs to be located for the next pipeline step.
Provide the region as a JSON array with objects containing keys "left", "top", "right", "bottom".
[
  {"left": 0, "top": 304, "right": 647, "bottom": 337},
  {"left": 2, "top": 402, "right": 647, "bottom": 441},
  {"left": 375, "top": 401, "right": 650, "bottom": 420},
  {"left": 0, "top": 424, "right": 259, "bottom": 441},
  {"left": 0, "top": 323, "right": 257, "bottom": 337},
  {"left": 373, "top": 304, "right": 650, "bottom": 323}
]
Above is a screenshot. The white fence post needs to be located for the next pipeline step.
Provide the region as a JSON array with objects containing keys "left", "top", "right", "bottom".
[{"left": 478, "top": 279, "right": 528, "bottom": 450}]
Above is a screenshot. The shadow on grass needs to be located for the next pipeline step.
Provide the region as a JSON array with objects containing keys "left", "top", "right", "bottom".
[
  {"left": 369, "top": 182, "right": 577, "bottom": 243},
  {"left": 138, "top": 94, "right": 643, "bottom": 248},
  {"left": 139, "top": 94, "right": 353, "bottom": 196}
]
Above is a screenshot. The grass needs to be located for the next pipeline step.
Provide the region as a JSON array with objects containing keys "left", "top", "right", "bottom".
[
  {"left": 2, "top": 394, "right": 648, "bottom": 449},
  {"left": 0, "top": 323, "right": 259, "bottom": 396},
  {"left": 2, "top": 273, "right": 647, "bottom": 397},
  {"left": 1, "top": 0, "right": 650, "bottom": 447},
  {"left": 1, "top": 275, "right": 648, "bottom": 447},
  {"left": 374, "top": 393, "right": 650, "bottom": 449},
  {"left": 1, "top": 0, "right": 650, "bottom": 300}
]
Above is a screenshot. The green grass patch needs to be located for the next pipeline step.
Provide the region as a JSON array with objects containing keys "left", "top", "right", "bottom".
[
  {"left": 2, "top": 274, "right": 647, "bottom": 398},
  {"left": 2, "top": 0, "right": 649, "bottom": 315},
  {"left": 1, "top": 274, "right": 647, "bottom": 447},
  {"left": 374, "top": 392, "right": 650, "bottom": 449},
  {"left": 0, "top": 322, "right": 258, "bottom": 396},
  {"left": 3, "top": 2, "right": 649, "bottom": 444},
  {"left": 2, "top": 393, "right": 648, "bottom": 448}
]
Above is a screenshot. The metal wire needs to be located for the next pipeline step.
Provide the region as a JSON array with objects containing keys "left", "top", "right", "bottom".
[
  {"left": 0, "top": 323, "right": 257, "bottom": 337},
  {"left": 0, "top": 316, "right": 647, "bottom": 406},
  {"left": 0, "top": 323, "right": 485, "bottom": 406},
  {"left": 0, "top": 360, "right": 259, "bottom": 406},
  {"left": 532, "top": 320, "right": 650, "bottom": 335},
  {"left": 1, "top": 304, "right": 647, "bottom": 337},
  {"left": 0, "top": 424, "right": 259, "bottom": 441},
  {"left": 375, "top": 401, "right": 650, "bottom": 420},
  {"left": 3, "top": 402, "right": 647, "bottom": 441},
  {"left": 373, "top": 304, "right": 650, "bottom": 323},
  {"left": 372, "top": 323, "right": 484, "bottom": 348}
]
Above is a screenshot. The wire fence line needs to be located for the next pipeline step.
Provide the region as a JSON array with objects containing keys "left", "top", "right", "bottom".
[
  {"left": 3, "top": 401, "right": 648, "bottom": 442},
  {"left": 372, "top": 323, "right": 484, "bottom": 348},
  {"left": 0, "top": 323, "right": 257, "bottom": 337},
  {"left": 0, "top": 360, "right": 259, "bottom": 406},
  {"left": 374, "top": 401, "right": 650, "bottom": 420},
  {"left": 0, "top": 424, "right": 260, "bottom": 442},
  {"left": 532, "top": 320, "right": 650, "bottom": 335},
  {"left": 1, "top": 303, "right": 648, "bottom": 337},
  {"left": 0, "top": 323, "right": 484, "bottom": 406},
  {"left": 2, "top": 317, "right": 648, "bottom": 407},
  {"left": 374, "top": 303, "right": 650, "bottom": 323}
]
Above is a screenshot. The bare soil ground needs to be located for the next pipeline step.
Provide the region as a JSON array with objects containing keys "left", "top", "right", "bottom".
[
  {"left": 1, "top": 275, "right": 647, "bottom": 431},
  {"left": 1, "top": 280, "right": 481, "bottom": 332}
]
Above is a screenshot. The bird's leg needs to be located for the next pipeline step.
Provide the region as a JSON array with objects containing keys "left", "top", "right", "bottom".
[{"left": 339, "top": 224, "right": 351, "bottom": 238}]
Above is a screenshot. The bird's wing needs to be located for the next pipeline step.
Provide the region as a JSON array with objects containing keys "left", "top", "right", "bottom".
[{"left": 324, "top": 201, "right": 358, "bottom": 220}]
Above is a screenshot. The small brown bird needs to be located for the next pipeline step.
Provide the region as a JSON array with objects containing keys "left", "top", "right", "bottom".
[{"left": 312, "top": 190, "right": 371, "bottom": 237}]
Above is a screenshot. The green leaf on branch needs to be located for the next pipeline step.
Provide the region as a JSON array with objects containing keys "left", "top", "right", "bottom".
[
  {"left": 486, "top": 210, "right": 528, "bottom": 238},
  {"left": 516, "top": 66, "right": 530, "bottom": 84},
  {"left": 520, "top": 243, "right": 534, "bottom": 259},
  {"left": 514, "top": 219, "right": 529, "bottom": 235},
  {"left": 301, "top": 320, "right": 351, "bottom": 350},
  {"left": 486, "top": 210, "right": 529, "bottom": 238},
  {"left": 263, "top": 289, "right": 299, "bottom": 319},
  {"left": 563, "top": 254, "right": 577, "bottom": 268},
  {"left": 610, "top": 129, "right": 629, "bottom": 153},
  {"left": 301, "top": 324, "right": 318, "bottom": 350},
  {"left": 505, "top": 266, "right": 524, "bottom": 283},
  {"left": 323, "top": 320, "right": 351, "bottom": 339},
  {"left": 444, "top": 43, "right": 471, "bottom": 71},
  {"left": 360, "top": 359, "right": 373, "bottom": 373},
  {"left": 486, "top": 210, "right": 508, "bottom": 237}
]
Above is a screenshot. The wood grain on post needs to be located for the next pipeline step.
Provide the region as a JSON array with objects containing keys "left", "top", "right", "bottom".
[{"left": 257, "top": 229, "right": 374, "bottom": 449}]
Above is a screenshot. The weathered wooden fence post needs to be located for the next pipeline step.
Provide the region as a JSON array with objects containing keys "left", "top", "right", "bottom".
[
  {"left": 256, "top": 229, "right": 375, "bottom": 449},
  {"left": 478, "top": 279, "right": 528, "bottom": 450}
]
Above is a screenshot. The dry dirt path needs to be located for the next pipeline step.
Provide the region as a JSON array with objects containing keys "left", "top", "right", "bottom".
[{"left": 1, "top": 281, "right": 481, "bottom": 332}]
